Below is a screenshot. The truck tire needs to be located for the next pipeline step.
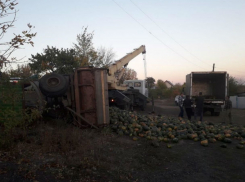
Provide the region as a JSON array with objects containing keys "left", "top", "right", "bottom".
[{"left": 39, "top": 73, "right": 68, "bottom": 97}]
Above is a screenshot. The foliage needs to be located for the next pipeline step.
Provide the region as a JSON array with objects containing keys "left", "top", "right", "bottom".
[
  {"left": 0, "top": 81, "right": 42, "bottom": 148},
  {"left": 28, "top": 27, "right": 115, "bottom": 74},
  {"left": 8, "top": 64, "right": 33, "bottom": 78},
  {"left": 0, "top": 0, "right": 36, "bottom": 69},
  {"left": 95, "top": 46, "right": 115, "bottom": 68},
  {"left": 150, "top": 79, "right": 166, "bottom": 99},
  {"left": 228, "top": 76, "right": 245, "bottom": 96},
  {"left": 145, "top": 77, "right": 155, "bottom": 89},
  {"left": 171, "top": 83, "right": 185, "bottom": 95},
  {"left": 149, "top": 80, "right": 184, "bottom": 99},
  {"left": 229, "top": 76, "right": 238, "bottom": 96},
  {"left": 73, "top": 27, "right": 97, "bottom": 67},
  {"left": 119, "top": 68, "right": 137, "bottom": 84},
  {"left": 157, "top": 79, "right": 167, "bottom": 90},
  {"left": 29, "top": 46, "right": 79, "bottom": 74},
  {"left": 73, "top": 27, "right": 115, "bottom": 68}
]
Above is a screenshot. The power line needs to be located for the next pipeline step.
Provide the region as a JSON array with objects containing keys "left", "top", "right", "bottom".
[
  {"left": 216, "top": 66, "right": 245, "bottom": 74},
  {"left": 112, "top": 0, "right": 206, "bottom": 70},
  {"left": 129, "top": 0, "right": 212, "bottom": 67},
  {"left": 129, "top": 0, "right": 245, "bottom": 74}
]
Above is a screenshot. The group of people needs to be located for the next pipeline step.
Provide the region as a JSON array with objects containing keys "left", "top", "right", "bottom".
[
  {"left": 177, "top": 92, "right": 232, "bottom": 123},
  {"left": 177, "top": 92, "right": 204, "bottom": 122}
]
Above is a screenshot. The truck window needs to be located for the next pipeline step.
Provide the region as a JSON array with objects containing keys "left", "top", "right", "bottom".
[
  {"left": 134, "top": 82, "right": 141, "bottom": 87},
  {"left": 128, "top": 82, "right": 133, "bottom": 87}
]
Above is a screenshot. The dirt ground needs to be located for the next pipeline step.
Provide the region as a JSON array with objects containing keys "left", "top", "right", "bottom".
[
  {"left": 0, "top": 99, "right": 245, "bottom": 182},
  {"left": 141, "top": 99, "right": 245, "bottom": 125}
]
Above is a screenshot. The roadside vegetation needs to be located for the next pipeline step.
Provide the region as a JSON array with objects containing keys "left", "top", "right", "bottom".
[{"left": 147, "top": 76, "right": 245, "bottom": 99}]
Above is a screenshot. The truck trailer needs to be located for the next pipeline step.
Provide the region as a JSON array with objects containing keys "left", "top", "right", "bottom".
[{"left": 185, "top": 71, "right": 229, "bottom": 116}]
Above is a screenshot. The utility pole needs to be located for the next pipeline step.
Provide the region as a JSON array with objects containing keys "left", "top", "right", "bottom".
[{"left": 212, "top": 63, "right": 215, "bottom": 72}]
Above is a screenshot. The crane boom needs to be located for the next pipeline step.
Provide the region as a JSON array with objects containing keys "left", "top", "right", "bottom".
[{"left": 107, "top": 45, "right": 146, "bottom": 90}]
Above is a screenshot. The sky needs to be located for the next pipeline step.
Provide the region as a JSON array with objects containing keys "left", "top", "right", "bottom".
[{"left": 2, "top": 0, "right": 245, "bottom": 84}]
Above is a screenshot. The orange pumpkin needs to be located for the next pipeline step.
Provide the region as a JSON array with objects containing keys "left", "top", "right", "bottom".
[{"left": 200, "top": 139, "right": 208, "bottom": 146}]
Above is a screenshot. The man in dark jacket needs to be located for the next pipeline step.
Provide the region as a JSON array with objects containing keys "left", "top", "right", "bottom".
[
  {"left": 194, "top": 92, "right": 204, "bottom": 122},
  {"left": 223, "top": 96, "right": 232, "bottom": 124},
  {"left": 178, "top": 93, "right": 185, "bottom": 119},
  {"left": 183, "top": 95, "right": 193, "bottom": 121}
]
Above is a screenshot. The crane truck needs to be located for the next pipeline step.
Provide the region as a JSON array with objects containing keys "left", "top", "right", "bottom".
[{"left": 107, "top": 45, "right": 148, "bottom": 110}]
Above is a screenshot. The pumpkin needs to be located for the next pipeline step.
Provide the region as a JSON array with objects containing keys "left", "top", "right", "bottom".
[
  {"left": 200, "top": 139, "right": 208, "bottom": 146},
  {"left": 132, "top": 137, "right": 138, "bottom": 141},
  {"left": 209, "top": 138, "right": 216, "bottom": 143},
  {"left": 188, "top": 133, "right": 198, "bottom": 139},
  {"left": 225, "top": 133, "right": 231, "bottom": 138},
  {"left": 109, "top": 106, "right": 245, "bottom": 148},
  {"left": 139, "top": 133, "right": 145, "bottom": 137}
]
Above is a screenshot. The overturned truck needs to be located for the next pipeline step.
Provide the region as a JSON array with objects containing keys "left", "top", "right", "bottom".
[{"left": 24, "top": 68, "right": 109, "bottom": 128}]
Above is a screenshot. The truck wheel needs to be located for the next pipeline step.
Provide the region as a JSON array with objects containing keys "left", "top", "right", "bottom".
[{"left": 39, "top": 73, "right": 68, "bottom": 97}]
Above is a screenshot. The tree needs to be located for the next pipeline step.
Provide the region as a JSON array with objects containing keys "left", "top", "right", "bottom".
[
  {"left": 154, "top": 79, "right": 167, "bottom": 99},
  {"left": 0, "top": 0, "right": 36, "bottom": 69},
  {"left": 29, "top": 46, "right": 79, "bottom": 74},
  {"left": 8, "top": 64, "right": 33, "bottom": 78},
  {"left": 73, "top": 27, "right": 115, "bottom": 68},
  {"left": 73, "top": 27, "right": 97, "bottom": 67},
  {"left": 96, "top": 46, "right": 115, "bottom": 68},
  {"left": 156, "top": 79, "right": 167, "bottom": 89},
  {"left": 145, "top": 77, "right": 155, "bottom": 89},
  {"left": 118, "top": 68, "right": 137, "bottom": 84},
  {"left": 171, "top": 83, "right": 184, "bottom": 97},
  {"left": 228, "top": 76, "right": 245, "bottom": 96}
]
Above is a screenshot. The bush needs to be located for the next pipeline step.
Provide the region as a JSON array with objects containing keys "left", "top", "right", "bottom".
[{"left": 0, "top": 81, "right": 42, "bottom": 148}]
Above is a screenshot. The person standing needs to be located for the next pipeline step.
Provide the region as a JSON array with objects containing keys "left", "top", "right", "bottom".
[
  {"left": 178, "top": 93, "right": 185, "bottom": 119},
  {"left": 183, "top": 95, "right": 193, "bottom": 121},
  {"left": 224, "top": 96, "right": 232, "bottom": 124},
  {"left": 194, "top": 92, "right": 204, "bottom": 122}
]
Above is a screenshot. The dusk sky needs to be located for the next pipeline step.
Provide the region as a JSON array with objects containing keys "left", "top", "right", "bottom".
[{"left": 3, "top": 0, "right": 245, "bottom": 84}]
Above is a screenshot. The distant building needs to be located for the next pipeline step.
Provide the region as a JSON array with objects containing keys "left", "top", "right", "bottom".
[{"left": 165, "top": 80, "right": 173, "bottom": 88}]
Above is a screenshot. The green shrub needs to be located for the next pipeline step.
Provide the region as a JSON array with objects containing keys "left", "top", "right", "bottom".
[{"left": 0, "top": 81, "right": 42, "bottom": 148}]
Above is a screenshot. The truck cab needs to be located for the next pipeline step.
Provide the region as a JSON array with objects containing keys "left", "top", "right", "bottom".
[{"left": 124, "top": 80, "right": 148, "bottom": 97}]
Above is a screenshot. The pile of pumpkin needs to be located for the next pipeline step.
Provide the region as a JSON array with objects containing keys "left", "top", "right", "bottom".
[{"left": 109, "top": 107, "right": 245, "bottom": 149}]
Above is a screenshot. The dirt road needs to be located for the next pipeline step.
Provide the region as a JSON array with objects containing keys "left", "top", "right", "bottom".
[{"left": 141, "top": 99, "right": 245, "bottom": 125}]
